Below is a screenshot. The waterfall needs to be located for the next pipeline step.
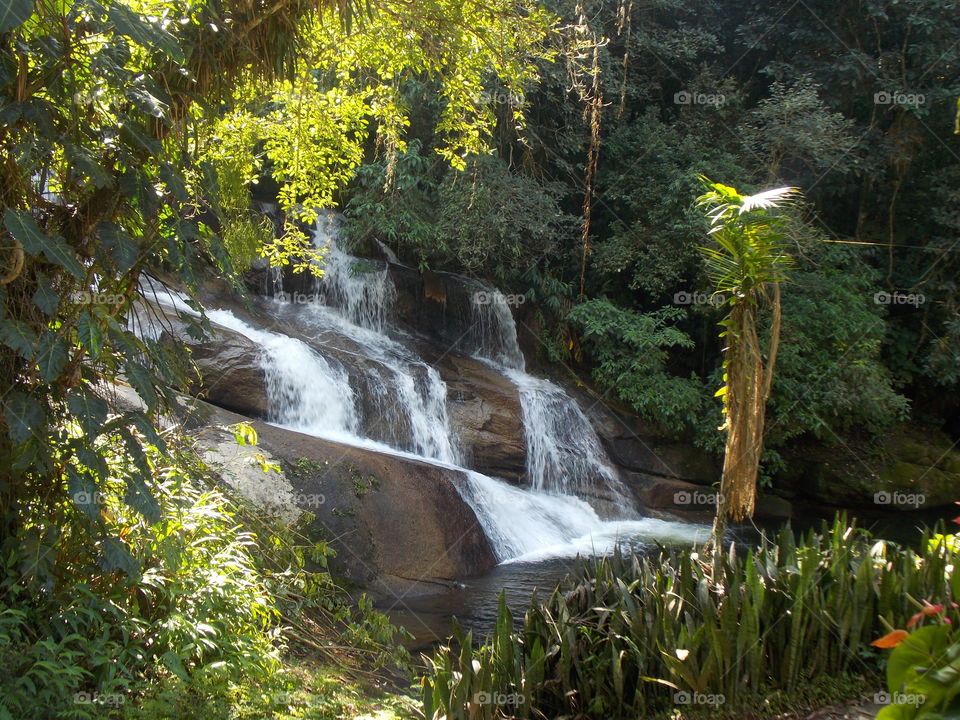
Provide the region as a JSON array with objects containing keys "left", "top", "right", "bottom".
[
  {"left": 466, "top": 290, "right": 636, "bottom": 515},
  {"left": 150, "top": 213, "right": 708, "bottom": 563},
  {"left": 314, "top": 213, "right": 395, "bottom": 333},
  {"left": 506, "top": 370, "right": 633, "bottom": 506},
  {"left": 206, "top": 309, "right": 362, "bottom": 442},
  {"left": 470, "top": 289, "right": 526, "bottom": 371}
]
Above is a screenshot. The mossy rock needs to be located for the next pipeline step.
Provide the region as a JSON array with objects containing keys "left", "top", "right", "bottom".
[{"left": 780, "top": 424, "right": 959, "bottom": 510}]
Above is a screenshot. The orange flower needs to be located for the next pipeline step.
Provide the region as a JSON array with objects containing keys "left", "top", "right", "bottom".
[
  {"left": 871, "top": 630, "right": 909, "bottom": 648},
  {"left": 907, "top": 603, "right": 945, "bottom": 628}
]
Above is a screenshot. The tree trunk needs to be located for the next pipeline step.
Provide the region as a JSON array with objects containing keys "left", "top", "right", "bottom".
[{"left": 709, "top": 284, "right": 782, "bottom": 565}]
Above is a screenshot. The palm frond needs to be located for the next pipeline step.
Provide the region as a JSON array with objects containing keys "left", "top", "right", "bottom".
[{"left": 739, "top": 186, "right": 801, "bottom": 214}]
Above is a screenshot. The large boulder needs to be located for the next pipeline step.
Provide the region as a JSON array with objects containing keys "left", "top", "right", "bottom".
[
  {"left": 195, "top": 403, "right": 497, "bottom": 596},
  {"left": 417, "top": 345, "right": 527, "bottom": 481},
  {"left": 158, "top": 317, "right": 269, "bottom": 418}
]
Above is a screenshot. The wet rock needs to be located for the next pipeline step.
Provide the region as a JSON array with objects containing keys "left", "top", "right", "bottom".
[
  {"left": 194, "top": 402, "right": 498, "bottom": 590},
  {"left": 560, "top": 382, "right": 720, "bottom": 485},
  {"left": 422, "top": 349, "right": 527, "bottom": 482},
  {"left": 159, "top": 317, "right": 269, "bottom": 418}
]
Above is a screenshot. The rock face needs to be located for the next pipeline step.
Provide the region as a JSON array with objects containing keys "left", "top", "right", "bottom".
[
  {"left": 780, "top": 426, "right": 960, "bottom": 511},
  {"left": 422, "top": 348, "right": 527, "bottom": 481},
  {"left": 159, "top": 317, "right": 270, "bottom": 418},
  {"left": 562, "top": 381, "right": 719, "bottom": 485},
  {"left": 387, "top": 264, "right": 480, "bottom": 354},
  {"left": 195, "top": 402, "right": 497, "bottom": 595}
]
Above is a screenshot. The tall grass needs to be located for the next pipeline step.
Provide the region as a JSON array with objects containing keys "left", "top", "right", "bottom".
[{"left": 423, "top": 519, "right": 955, "bottom": 719}]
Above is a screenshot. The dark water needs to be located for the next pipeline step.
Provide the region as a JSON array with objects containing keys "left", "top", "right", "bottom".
[
  {"left": 385, "top": 506, "right": 958, "bottom": 650},
  {"left": 382, "top": 558, "right": 582, "bottom": 649}
]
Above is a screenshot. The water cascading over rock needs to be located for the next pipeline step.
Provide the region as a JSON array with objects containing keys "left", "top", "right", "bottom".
[
  {"left": 467, "top": 288, "right": 637, "bottom": 515},
  {"left": 159, "top": 212, "right": 709, "bottom": 564}
]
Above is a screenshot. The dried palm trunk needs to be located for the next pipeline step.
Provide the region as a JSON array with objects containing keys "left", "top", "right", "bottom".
[{"left": 710, "top": 283, "right": 781, "bottom": 556}]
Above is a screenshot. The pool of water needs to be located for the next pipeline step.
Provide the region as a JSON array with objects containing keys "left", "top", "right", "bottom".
[{"left": 382, "top": 505, "right": 958, "bottom": 651}]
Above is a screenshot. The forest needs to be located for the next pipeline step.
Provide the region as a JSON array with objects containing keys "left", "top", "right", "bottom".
[{"left": 1, "top": 0, "right": 959, "bottom": 718}]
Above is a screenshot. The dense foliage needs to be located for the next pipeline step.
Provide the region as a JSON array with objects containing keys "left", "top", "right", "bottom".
[
  {"left": 424, "top": 519, "right": 957, "bottom": 719},
  {"left": 0, "top": 428, "right": 407, "bottom": 719},
  {"left": 0, "top": 0, "right": 551, "bottom": 712},
  {"left": 342, "top": 0, "right": 960, "bottom": 478}
]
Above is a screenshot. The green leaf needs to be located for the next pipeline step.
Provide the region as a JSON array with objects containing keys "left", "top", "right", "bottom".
[
  {"left": 120, "top": 428, "right": 153, "bottom": 481},
  {"left": 127, "top": 411, "right": 167, "bottom": 454},
  {"left": 74, "top": 445, "right": 110, "bottom": 479},
  {"left": 875, "top": 704, "right": 916, "bottom": 720},
  {"left": 77, "top": 311, "right": 104, "bottom": 359},
  {"left": 887, "top": 625, "right": 952, "bottom": 692},
  {"left": 64, "top": 144, "right": 114, "bottom": 189},
  {"left": 124, "top": 472, "right": 161, "bottom": 524},
  {"left": 36, "top": 331, "right": 68, "bottom": 382},
  {"left": 162, "top": 651, "right": 190, "bottom": 680},
  {"left": 3, "top": 391, "right": 44, "bottom": 444},
  {"left": 67, "top": 467, "right": 101, "bottom": 521},
  {"left": 108, "top": 2, "right": 184, "bottom": 63},
  {"left": 0, "top": 0, "right": 33, "bottom": 33},
  {"left": 98, "top": 221, "right": 139, "bottom": 273},
  {"left": 98, "top": 537, "right": 140, "bottom": 577},
  {"left": 231, "top": 422, "right": 258, "bottom": 447},
  {"left": 31, "top": 274, "right": 59, "bottom": 316},
  {"left": 67, "top": 387, "right": 109, "bottom": 437},
  {"left": 159, "top": 163, "right": 188, "bottom": 203},
  {"left": 0, "top": 317, "right": 36, "bottom": 356},
  {"left": 123, "top": 360, "right": 157, "bottom": 410},
  {"left": 126, "top": 87, "right": 166, "bottom": 118},
  {"left": 4, "top": 208, "right": 85, "bottom": 279}
]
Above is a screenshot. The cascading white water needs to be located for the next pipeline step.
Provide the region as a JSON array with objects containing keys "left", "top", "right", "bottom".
[
  {"left": 506, "top": 370, "right": 631, "bottom": 503},
  {"left": 206, "top": 309, "right": 363, "bottom": 441},
  {"left": 467, "top": 289, "right": 636, "bottom": 515},
  {"left": 457, "top": 470, "right": 706, "bottom": 562},
  {"left": 314, "top": 213, "right": 396, "bottom": 333},
  {"left": 147, "top": 213, "right": 709, "bottom": 563},
  {"left": 470, "top": 290, "right": 526, "bottom": 371}
]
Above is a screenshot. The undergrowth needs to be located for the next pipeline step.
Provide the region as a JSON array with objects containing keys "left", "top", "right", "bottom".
[
  {"left": 423, "top": 518, "right": 956, "bottom": 719},
  {"left": 0, "top": 428, "right": 411, "bottom": 720}
]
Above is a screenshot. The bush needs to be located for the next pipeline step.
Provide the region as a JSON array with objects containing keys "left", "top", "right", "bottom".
[
  {"left": 423, "top": 518, "right": 956, "bottom": 719},
  {"left": 568, "top": 299, "right": 704, "bottom": 432},
  {"left": 0, "top": 428, "right": 406, "bottom": 720}
]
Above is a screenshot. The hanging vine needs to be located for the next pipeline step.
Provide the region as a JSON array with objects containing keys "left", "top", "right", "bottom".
[{"left": 567, "top": 3, "right": 607, "bottom": 299}]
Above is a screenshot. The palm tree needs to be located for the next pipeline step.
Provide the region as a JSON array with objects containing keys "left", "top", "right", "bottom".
[{"left": 695, "top": 177, "right": 801, "bottom": 560}]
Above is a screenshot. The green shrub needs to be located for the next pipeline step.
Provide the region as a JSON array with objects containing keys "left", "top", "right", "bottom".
[
  {"left": 422, "top": 518, "right": 956, "bottom": 719},
  {"left": 0, "top": 429, "right": 406, "bottom": 720}
]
